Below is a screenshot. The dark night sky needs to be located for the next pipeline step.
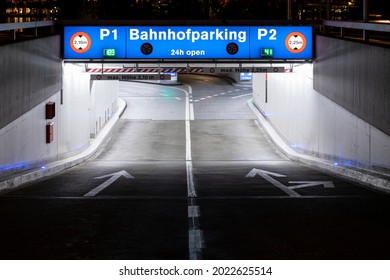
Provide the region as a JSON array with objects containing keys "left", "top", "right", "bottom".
[
  {"left": 0, "top": 0, "right": 388, "bottom": 21},
  {"left": 57, "top": 0, "right": 388, "bottom": 20},
  {"left": 58, "top": 0, "right": 288, "bottom": 20}
]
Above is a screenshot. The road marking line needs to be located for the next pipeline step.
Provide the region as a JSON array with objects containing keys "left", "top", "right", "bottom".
[
  {"left": 85, "top": 170, "right": 134, "bottom": 197},
  {"left": 188, "top": 205, "right": 200, "bottom": 218},
  {"left": 182, "top": 83, "right": 204, "bottom": 260},
  {"left": 246, "top": 168, "right": 300, "bottom": 197},
  {"left": 164, "top": 85, "right": 194, "bottom": 121},
  {"left": 190, "top": 103, "right": 194, "bottom": 120},
  {"left": 232, "top": 93, "right": 253, "bottom": 99},
  {"left": 185, "top": 121, "right": 192, "bottom": 161},
  {"left": 85, "top": 176, "right": 118, "bottom": 197},
  {"left": 187, "top": 161, "right": 196, "bottom": 197},
  {"left": 189, "top": 229, "right": 204, "bottom": 260},
  {"left": 289, "top": 181, "right": 335, "bottom": 189},
  {"left": 181, "top": 83, "right": 196, "bottom": 198}
]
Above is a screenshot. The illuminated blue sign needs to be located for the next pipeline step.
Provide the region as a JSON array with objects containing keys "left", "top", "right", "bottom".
[
  {"left": 240, "top": 73, "right": 253, "bottom": 81},
  {"left": 64, "top": 26, "right": 312, "bottom": 60},
  {"left": 64, "top": 26, "right": 126, "bottom": 59},
  {"left": 249, "top": 26, "right": 312, "bottom": 60},
  {"left": 127, "top": 26, "right": 250, "bottom": 59}
]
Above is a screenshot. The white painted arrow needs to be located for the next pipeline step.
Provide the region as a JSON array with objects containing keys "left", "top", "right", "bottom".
[
  {"left": 288, "top": 181, "right": 335, "bottom": 190},
  {"left": 246, "top": 168, "right": 300, "bottom": 197},
  {"left": 84, "top": 170, "right": 134, "bottom": 197}
]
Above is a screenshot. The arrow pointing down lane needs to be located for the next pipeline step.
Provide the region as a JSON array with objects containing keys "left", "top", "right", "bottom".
[
  {"left": 84, "top": 170, "right": 134, "bottom": 197},
  {"left": 245, "top": 168, "right": 300, "bottom": 197}
]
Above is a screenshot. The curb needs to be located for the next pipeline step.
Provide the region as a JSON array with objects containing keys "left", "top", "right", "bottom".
[
  {"left": 0, "top": 98, "right": 127, "bottom": 193},
  {"left": 248, "top": 100, "right": 390, "bottom": 194}
]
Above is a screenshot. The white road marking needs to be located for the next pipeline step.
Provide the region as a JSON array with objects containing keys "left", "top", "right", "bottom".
[
  {"left": 186, "top": 161, "right": 196, "bottom": 198},
  {"left": 165, "top": 83, "right": 203, "bottom": 259},
  {"left": 193, "top": 91, "right": 232, "bottom": 103},
  {"left": 189, "top": 229, "right": 204, "bottom": 260},
  {"left": 85, "top": 170, "right": 134, "bottom": 197},
  {"left": 190, "top": 103, "right": 194, "bottom": 120},
  {"left": 187, "top": 84, "right": 195, "bottom": 120},
  {"left": 182, "top": 83, "right": 204, "bottom": 260},
  {"left": 246, "top": 169, "right": 337, "bottom": 196},
  {"left": 246, "top": 168, "right": 300, "bottom": 197},
  {"left": 184, "top": 84, "right": 196, "bottom": 197},
  {"left": 188, "top": 206, "right": 200, "bottom": 218},
  {"left": 289, "top": 181, "right": 335, "bottom": 189},
  {"left": 232, "top": 93, "right": 253, "bottom": 99}
]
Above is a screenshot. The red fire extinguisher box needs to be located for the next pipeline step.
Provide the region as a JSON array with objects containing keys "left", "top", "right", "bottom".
[
  {"left": 46, "top": 102, "right": 55, "bottom": 119},
  {"left": 46, "top": 123, "right": 54, "bottom": 143}
]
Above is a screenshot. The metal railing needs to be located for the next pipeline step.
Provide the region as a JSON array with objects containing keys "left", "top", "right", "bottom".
[
  {"left": 0, "top": 20, "right": 56, "bottom": 41},
  {"left": 323, "top": 20, "right": 390, "bottom": 45}
]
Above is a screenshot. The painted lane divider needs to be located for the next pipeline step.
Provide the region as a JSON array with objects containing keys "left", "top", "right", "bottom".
[
  {"left": 181, "top": 83, "right": 204, "bottom": 260},
  {"left": 188, "top": 204, "right": 204, "bottom": 260},
  {"left": 231, "top": 93, "right": 253, "bottom": 99},
  {"left": 84, "top": 170, "right": 134, "bottom": 197}
]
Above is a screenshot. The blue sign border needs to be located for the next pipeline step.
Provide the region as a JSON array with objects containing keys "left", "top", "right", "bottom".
[{"left": 64, "top": 26, "right": 312, "bottom": 60}]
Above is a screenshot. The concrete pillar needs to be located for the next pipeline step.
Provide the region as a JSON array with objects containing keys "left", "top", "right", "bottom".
[
  {"left": 363, "top": 0, "right": 369, "bottom": 41},
  {"left": 363, "top": 0, "right": 369, "bottom": 22},
  {"left": 287, "top": 0, "right": 292, "bottom": 21},
  {"left": 326, "top": 0, "right": 331, "bottom": 20}
]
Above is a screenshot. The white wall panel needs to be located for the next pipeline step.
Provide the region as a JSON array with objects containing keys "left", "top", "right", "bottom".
[
  {"left": 253, "top": 64, "right": 390, "bottom": 174},
  {"left": 0, "top": 94, "right": 60, "bottom": 172},
  {"left": 90, "top": 80, "right": 119, "bottom": 138},
  {"left": 59, "top": 64, "right": 91, "bottom": 156},
  {"left": 371, "top": 127, "right": 390, "bottom": 171},
  {"left": 0, "top": 63, "right": 119, "bottom": 175}
]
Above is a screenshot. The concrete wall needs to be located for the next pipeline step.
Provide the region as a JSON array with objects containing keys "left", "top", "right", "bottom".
[
  {"left": 0, "top": 35, "right": 62, "bottom": 130},
  {"left": 253, "top": 64, "right": 390, "bottom": 174},
  {"left": 314, "top": 35, "right": 390, "bottom": 136},
  {"left": 90, "top": 80, "right": 119, "bottom": 138},
  {"left": 0, "top": 62, "right": 118, "bottom": 176},
  {"left": 60, "top": 64, "right": 91, "bottom": 156},
  {"left": 0, "top": 93, "right": 61, "bottom": 174}
]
